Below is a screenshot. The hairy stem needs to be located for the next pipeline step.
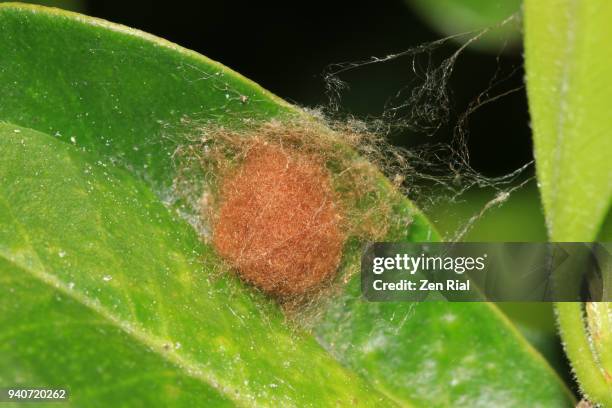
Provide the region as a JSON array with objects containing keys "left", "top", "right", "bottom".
[{"left": 556, "top": 302, "right": 612, "bottom": 406}]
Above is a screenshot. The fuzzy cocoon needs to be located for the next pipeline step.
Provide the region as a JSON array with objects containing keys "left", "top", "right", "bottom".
[{"left": 212, "top": 142, "right": 345, "bottom": 297}]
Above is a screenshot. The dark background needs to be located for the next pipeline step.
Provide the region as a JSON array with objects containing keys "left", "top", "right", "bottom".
[{"left": 79, "top": 0, "right": 531, "bottom": 178}]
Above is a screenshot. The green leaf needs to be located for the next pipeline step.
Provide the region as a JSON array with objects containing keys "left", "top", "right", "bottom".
[
  {"left": 314, "top": 286, "right": 575, "bottom": 406},
  {"left": 524, "top": 0, "right": 612, "bottom": 242},
  {"left": 525, "top": 1, "right": 612, "bottom": 405},
  {"left": 0, "top": 123, "right": 391, "bottom": 406},
  {"left": 0, "top": 3, "right": 292, "bottom": 191},
  {"left": 312, "top": 224, "right": 574, "bottom": 406},
  {"left": 0, "top": 3, "right": 575, "bottom": 407}
]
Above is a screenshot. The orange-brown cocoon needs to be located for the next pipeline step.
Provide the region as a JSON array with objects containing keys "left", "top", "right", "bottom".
[{"left": 212, "top": 143, "right": 345, "bottom": 296}]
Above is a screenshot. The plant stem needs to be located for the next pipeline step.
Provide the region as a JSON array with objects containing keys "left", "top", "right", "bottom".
[{"left": 556, "top": 302, "right": 612, "bottom": 406}]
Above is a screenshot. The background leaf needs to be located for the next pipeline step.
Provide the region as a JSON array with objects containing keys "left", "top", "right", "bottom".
[
  {"left": 525, "top": 0, "right": 612, "bottom": 405},
  {"left": 524, "top": 0, "right": 612, "bottom": 243},
  {"left": 0, "top": 3, "right": 574, "bottom": 407},
  {"left": 406, "top": 0, "right": 522, "bottom": 53}
]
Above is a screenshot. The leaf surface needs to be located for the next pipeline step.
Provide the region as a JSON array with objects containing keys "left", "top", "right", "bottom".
[
  {"left": 524, "top": 0, "right": 612, "bottom": 242},
  {"left": 0, "top": 123, "right": 392, "bottom": 407}
]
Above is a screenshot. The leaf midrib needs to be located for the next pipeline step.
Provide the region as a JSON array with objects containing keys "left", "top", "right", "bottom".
[{"left": 549, "top": 0, "right": 578, "bottom": 240}]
